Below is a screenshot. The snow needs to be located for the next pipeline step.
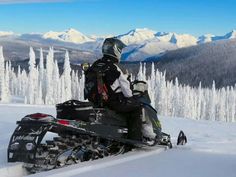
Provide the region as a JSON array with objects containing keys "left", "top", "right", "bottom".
[
  {"left": 2, "top": 28, "right": 236, "bottom": 61},
  {"left": 44, "top": 149, "right": 235, "bottom": 177},
  {"left": 0, "top": 104, "right": 236, "bottom": 177},
  {"left": 222, "top": 29, "right": 236, "bottom": 39},
  {"left": 198, "top": 30, "right": 236, "bottom": 44},
  {"left": 0, "top": 104, "right": 55, "bottom": 170},
  {"left": 0, "top": 31, "right": 14, "bottom": 37},
  {"left": 198, "top": 34, "right": 215, "bottom": 44},
  {"left": 117, "top": 28, "right": 157, "bottom": 45},
  {"left": 1, "top": 47, "right": 236, "bottom": 121},
  {"left": 122, "top": 39, "right": 177, "bottom": 61},
  {"left": 155, "top": 32, "right": 198, "bottom": 47},
  {"left": 31, "top": 148, "right": 165, "bottom": 177},
  {"left": 118, "top": 29, "right": 199, "bottom": 59},
  {"left": 156, "top": 32, "right": 174, "bottom": 42},
  {"left": 118, "top": 28, "right": 197, "bottom": 48},
  {"left": 169, "top": 33, "right": 198, "bottom": 47},
  {"left": 43, "top": 28, "right": 94, "bottom": 44}
]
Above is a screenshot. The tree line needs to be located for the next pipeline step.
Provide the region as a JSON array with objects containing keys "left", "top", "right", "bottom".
[{"left": 0, "top": 46, "right": 235, "bottom": 122}]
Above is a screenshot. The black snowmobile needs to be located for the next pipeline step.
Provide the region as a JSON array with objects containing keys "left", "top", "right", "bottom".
[
  {"left": 7, "top": 97, "right": 186, "bottom": 173},
  {"left": 7, "top": 66, "right": 187, "bottom": 173}
]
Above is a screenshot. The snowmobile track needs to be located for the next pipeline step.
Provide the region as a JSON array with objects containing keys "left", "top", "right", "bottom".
[
  {"left": 24, "top": 133, "right": 129, "bottom": 173},
  {"left": 29, "top": 145, "right": 166, "bottom": 177}
]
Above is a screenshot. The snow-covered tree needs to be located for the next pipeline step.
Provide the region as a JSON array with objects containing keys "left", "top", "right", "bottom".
[
  {"left": 39, "top": 48, "right": 44, "bottom": 82},
  {"left": 0, "top": 46, "right": 5, "bottom": 101},
  {"left": 0, "top": 46, "right": 10, "bottom": 102},
  {"left": 39, "top": 48, "right": 46, "bottom": 99},
  {"left": 45, "top": 47, "right": 55, "bottom": 104},
  {"left": 61, "top": 50, "right": 72, "bottom": 101},
  {"left": 148, "top": 63, "right": 156, "bottom": 107},
  {"left": 1, "top": 47, "right": 236, "bottom": 123},
  {"left": 4, "top": 61, "right": 10, "bottom": 102},
  {"left": 26, "top": 47, "right": 38, "bottom": 104},
  {"left": 52, "top": 60, "right": 60, "bottom": 103}
]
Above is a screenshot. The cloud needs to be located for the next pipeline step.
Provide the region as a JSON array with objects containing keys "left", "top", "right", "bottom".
[{"left": 0, "top": 0, "right": 72, "bottom": 4}]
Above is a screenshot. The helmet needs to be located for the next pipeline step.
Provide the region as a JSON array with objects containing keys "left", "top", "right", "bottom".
[{"left": 102, "top": 37, "right": 127, "bottom": 62}]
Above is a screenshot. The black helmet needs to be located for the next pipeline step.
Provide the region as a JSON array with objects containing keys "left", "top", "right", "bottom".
[{"left": 102, "top": 37, "right": 127, "bottom": 62}]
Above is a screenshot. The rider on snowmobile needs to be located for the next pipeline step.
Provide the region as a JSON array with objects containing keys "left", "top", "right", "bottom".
[{"left": 85, "top": 37, "right": 157, "bottom": 141}]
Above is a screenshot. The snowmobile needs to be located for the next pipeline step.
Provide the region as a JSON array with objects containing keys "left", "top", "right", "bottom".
[{"left": 7, "top": 77, "right": 187, "bottom": 174}]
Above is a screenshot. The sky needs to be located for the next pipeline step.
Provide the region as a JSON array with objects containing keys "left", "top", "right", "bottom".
[{"left": 0, "top": 0, "right": 235, "bottom": 37}]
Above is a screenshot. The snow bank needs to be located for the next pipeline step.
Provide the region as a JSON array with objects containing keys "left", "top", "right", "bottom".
[
  {"left": 0, "top": 104, "right": 236, "bottom": 177},
  {"left": 0, "top": 163, "right": 27, "bottom": 177},
  {"left": 30, "top": 148, "right": 165, "bottom": 177}
]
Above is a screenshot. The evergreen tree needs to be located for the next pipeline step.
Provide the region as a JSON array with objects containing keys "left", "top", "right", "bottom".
[
  {"left": 62, "top": 50, "right": 72, "bottom": 101},
  {"left": 27, "top": 47, "right": 38, "bottom": 104},
  {"left": 52, "top": 60, "right": 60, "bottom": 103},
  {"left": 1, "top": 50, "right": 236, "bottom": 122},
  {"left": 45, "top": 47, "right": 54, "bottom": 104},
  {"left": 0, "top": 46, "right": 5, "bottom": 102},
  {"left": 0, "top": 46, "right": 10, "bottom": 102}
]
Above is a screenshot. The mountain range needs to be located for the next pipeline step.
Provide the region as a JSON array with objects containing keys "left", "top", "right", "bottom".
[
  {"left": 0, "top": 28, "right": 236, "bottom": 63},
  {"left": 146, "top": 38, "right": 236, "bottom": 88},
  {"left": 1, "top": 28, "right": 236, "bottom": 88}
]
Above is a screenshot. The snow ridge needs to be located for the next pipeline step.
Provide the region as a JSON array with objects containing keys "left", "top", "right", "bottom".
[
  {"left": 1, "top": 28, "right": 236, "bottom": 45},
  {"left": 43, "top": 28, "right": 94, "bottom": 44},
  {"left": 1, "top": 28, "right": 236, "bottom": 61},
  {"left": 31, "top": 148, "right": 164, "bottom": 177},
  {"left": 0, "top": 31, "right": 14, "bottom": 37},
  {"left": 117, "top": 28, "right": 157, "bottom": 44},
  {"left": 169, "top": 33, "right": 198, "bottom": 47}
]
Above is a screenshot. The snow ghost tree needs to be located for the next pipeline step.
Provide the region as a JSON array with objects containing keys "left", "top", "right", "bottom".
[
  {"left": 45, "top": 47, "right": 55, "bottom": 104},
  {"left": 39, "top": 48, "right": 45, "bottom": 99},
  {"left": 0, "top": 46, "right": 5, "bottom": 101},
  {"left": 0, "top": 46, "right": 235, "bottom": 122},
  {"left": 136, "top": 63, "right": 236, "bottom": 122},
  {"left": 0, "top": 46, "right": 10, "bottom": 102},
  {"left": 61, "top": 50, "right": 72, "bottom": 101},
  {"left": 27, "top": 47, "right": 39, "bottom": 104}
]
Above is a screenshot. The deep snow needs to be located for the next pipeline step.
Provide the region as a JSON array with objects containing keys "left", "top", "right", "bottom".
[{"left": 0, "top": 104, "right": 236, "bottom": 177}]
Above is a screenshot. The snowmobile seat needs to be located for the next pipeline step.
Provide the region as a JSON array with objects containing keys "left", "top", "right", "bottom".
[
  {"left": 56, "top": 100, "right": 94, "bottom": 122},
  {"left": 56, "top": 100, "right": 127, "bottom": 127}
]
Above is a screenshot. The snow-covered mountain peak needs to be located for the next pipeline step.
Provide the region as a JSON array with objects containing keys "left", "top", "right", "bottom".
[
  {"left": 203, "top": 34, "right": 215, "bottom": 37},
  {"left": 43, "top": 29, "right": 94, "bottom": 44},
  {"left": 122, "top": 38, "right": 177, "bottom": 61},
  {"left": 59, "top": 28, "right": 93, "bottom": 43},
  {"left": 156, "top": 32, "right": 171, "bottom": 37},
  {"left": 63, "top": 28, "right": 86, "bottom": 37},
  {"left": 128, "top": 28, "right": 156, "bottom": 34},
  {"left": 224, "top": 30, "right": 236, "bottom": 39},
  {"left": 155, "top": 32, "right": 198, "bottom": 47},
  {"left": 2, "top": 27, "right": 236, "bottom": 62},
  {"left": 168, "top": 33, "right": 198, "bottom": 47},
  {"left": 0, "top": 31, "right": 14, "bottom": 37},
  {"left": 155, "top": 32, "right": 174, "bottom": 43},
  {"left": 169, "top": 33, "right": 179, "bottom": 44},
  {"left": 118, "top": 28, "right": 156, "bottom": 44},
  {"left": 43, "top": 31, "right": 63, "bottom": 40},
  {"left": 65, "top": 28, "right": 80, "bottom": 33},
  {"left": 198, "top": 34, "right": 215, "bottom": 44}
]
